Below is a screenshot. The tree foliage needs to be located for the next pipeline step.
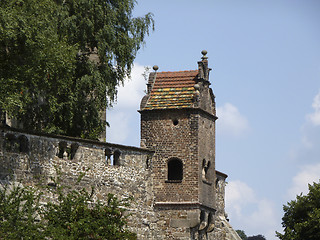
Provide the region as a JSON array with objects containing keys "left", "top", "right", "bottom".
[
  {"left": 276, "top": 180, "right": 320, "bottom": 240},
  {"left": 0, "top": 183, "right": 44, "bottom": 239},
  {"left": 44, "top": 187, "right": 136, "bottom": 240},
  {"left": 0, "top": 0, "right": 153, "bottom": 139},
  {"left": 0, "top": 180, "right": 136, "bottom": 239},
  {"left": 236, "top": 229, "right": 247, "bottom": 240},
  {"left": 247, "top": 235, "right": 266, "bottom": 240},
  {"left": 235, "top": 230, "right": 266, "bottom": 240}
]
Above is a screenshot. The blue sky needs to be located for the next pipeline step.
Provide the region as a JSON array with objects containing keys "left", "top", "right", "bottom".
[{"left": 106, "top": 1, "right": 320, "bottom": 239}]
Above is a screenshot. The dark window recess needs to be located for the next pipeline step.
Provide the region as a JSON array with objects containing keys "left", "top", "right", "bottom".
[
  {"left": 4, "top": 134, "right": 29, "bottom": 153},
  {"left": 167, "top": 158, "right": 183, "bottom": 181},
  {"left": 18, "top": 135, "right": 29, "bottom": 153},
  {"left": 58, "top": 141, "right": 67, "bottom": 158},
  {"left": 113, "top": 150, "right": 121, "bottom": 166},
  {"left": 70, "top": 143, "right": 79, "bottom": 160},
  {"left": 172, "top": 119, "right": 179, "bottom": 125},
  {"left": 105, "top": 148, "right": 112, "bottom": 164}
]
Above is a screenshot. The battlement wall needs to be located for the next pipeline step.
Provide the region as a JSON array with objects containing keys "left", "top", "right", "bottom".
[
  {"left": 0, "top": 126, "right": 153, "bottom": 175},
  {"left": 0, "top": 126, "right": 160, "bottom": 239}
]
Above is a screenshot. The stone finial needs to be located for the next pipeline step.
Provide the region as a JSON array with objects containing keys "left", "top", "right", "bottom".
[
  {"left": 201, "top": 50, "right": 208, "bottom": 60},
  {"left": 153, "top": 65, "right": 159, "bottom": 71},
  {"left": 198, "top": 50, "right": 210, "bottom": 82}
]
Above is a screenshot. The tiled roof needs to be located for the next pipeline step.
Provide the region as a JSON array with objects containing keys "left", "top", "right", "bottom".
[{"left": 143, "top": 70, "right": 198, "bottom": 110}]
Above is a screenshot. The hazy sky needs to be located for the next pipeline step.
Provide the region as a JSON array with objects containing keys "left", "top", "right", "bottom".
[{"left": 106, "top": 1, "right": 320, "bottom": 239}]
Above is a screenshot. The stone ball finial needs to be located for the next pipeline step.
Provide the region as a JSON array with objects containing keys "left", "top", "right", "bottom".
[
  {"left": 201, "top": 50, "right": 207, "bottom": 56},
  {"left": 201, "top": 50, "right": 208, "bottom": 60},
  {"left": 153, "top": 65, "right": 159, "bottom": 71}
]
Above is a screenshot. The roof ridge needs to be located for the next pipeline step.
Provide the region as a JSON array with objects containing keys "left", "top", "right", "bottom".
[{"left": 156, "top": 70, "right": 198, "bottom": 74}]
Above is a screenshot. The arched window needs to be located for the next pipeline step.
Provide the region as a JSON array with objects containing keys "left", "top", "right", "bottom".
[
  {"left": 105, "top": 148, "right": 112, "bottom": 165},
  {"left": 167, "top": 158, "right": 183, "bottom": 181}
]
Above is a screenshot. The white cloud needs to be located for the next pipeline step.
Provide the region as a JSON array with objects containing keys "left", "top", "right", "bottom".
[
  {"left": 287, "top": 163, "right": 320, "bottom": 200},
  {"left": 106, "top": 63, "right": 149, "bottom": 146},
  {"left": 226, "top": 180, "right": 256, "bottom": 217},
  {"left": 290, "top": 91, "right": 320, "bottom": 162},
  {"left": 216, "top": 103, "right": 250, "bottom": 137},
  {"left": 307, "top": 90, "right": 320, "bottom": 126},
  {"left": 113, "top": 63, "right": 148, "bottom": 109},
  {"left": 226, "top": 180, "right": 278, "bottom": 240},
  {"left": 289, "top": 91, "right": 320, "bottom": 198}
]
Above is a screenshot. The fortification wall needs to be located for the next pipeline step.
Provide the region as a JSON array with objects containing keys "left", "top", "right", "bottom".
[
  {"left": 0, "top": 126, "right": 159, "bottom": 239},
  {"left": 0, "top": 126, "right": 239, "bottom": 240}
]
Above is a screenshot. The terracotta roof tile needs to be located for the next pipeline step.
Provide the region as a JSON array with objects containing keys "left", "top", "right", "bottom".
[{"left": 143, "top": 70, "right": 198, "bottom": 110}]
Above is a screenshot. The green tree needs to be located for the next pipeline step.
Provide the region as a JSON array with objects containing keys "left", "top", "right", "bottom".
[
  {"left": 0, "top": 178, "right": 137, "bottom": 239},
  {"left": 276, "top": 180, "right": 320, "bottom": 240},
  {"left": 0, "top": 0, "right": 153, "bottom": 139},
  {"left": 44, "top": 187, "right": 136, "bottom": 240},
  {"left": 247, "top": 235, "right": 266, "bottom": 240},
  {"left": 236, "top": 229, "right": 247, "bottom": 240},
  {"left": 0, "top": 183, "right": 44, "bottom": 239}
]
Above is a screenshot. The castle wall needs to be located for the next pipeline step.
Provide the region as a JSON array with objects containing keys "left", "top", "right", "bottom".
[
  {"left": 0, "top": 126, "right": 240, "bottom": 240},
  {"left": 0, "top": 126, "right": 158, "bottom": 240}
]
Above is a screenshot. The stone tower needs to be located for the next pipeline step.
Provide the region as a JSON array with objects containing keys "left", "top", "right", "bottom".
[{"left": 140, "top": 51, "right": 218, "bottom": 238}]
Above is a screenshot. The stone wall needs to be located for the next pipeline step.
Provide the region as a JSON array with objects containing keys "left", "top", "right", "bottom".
[
  {"left": 0, "top": 126, "right": 240, "bottom": 240},
  {"left": 140, "top": 109, "right": 200, "bottom": 203},
  {"left": 198, "top": 110, "right": 216, "bottom": 209},
  {"left": 0, "top": 126, "right": 158, "bottom": 240}
]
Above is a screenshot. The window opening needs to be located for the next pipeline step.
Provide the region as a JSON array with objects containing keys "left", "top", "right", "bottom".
[
  {"left": 70, "top": 143, "right": 79, "bottom": 160},
  {"left": 58, "top": 141, "right": 68, "bottom": 159},
  {"left": 105, "top": 148, "right": 112, "bottom": 165},
  {"left": 113, "top": 150, "right": 121, "bottom": 166},
  {"left": 172, "top": 119, "right": 179, "bottom": 126},
  {"left": 167, "top": 158, "right": 183, "bottom": 181},
  {"left": 18, "top": 135, "right": 29, "bottom": 153}
]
